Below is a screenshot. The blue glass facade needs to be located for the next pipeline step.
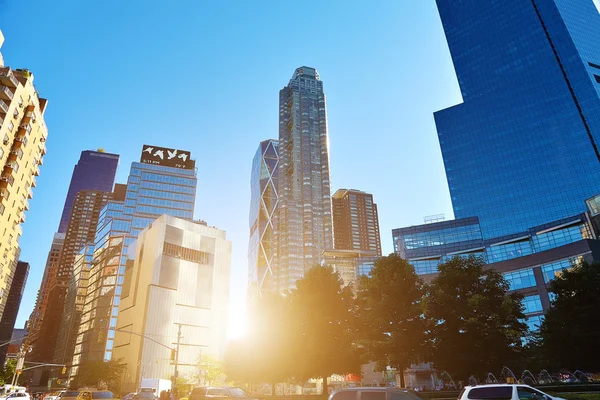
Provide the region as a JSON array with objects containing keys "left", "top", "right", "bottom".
[
  {"left": 393, "top": 210, "right": 600, "bottom": 332},
  {"left": 248, "top": 139, "right": 279, "bottom": 297},
  {"left": 58, "top": 150, "right": 119, "bottom": 233},
  {"left": 434, "top": 0, "right": 600, "bottom": 239},
  {"left": 72, "top": 158, "right": 196, "bottom": 372}
]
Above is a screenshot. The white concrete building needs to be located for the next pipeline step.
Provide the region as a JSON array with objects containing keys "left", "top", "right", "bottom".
[{"left": 113, "top": 215, "right": 231, "bottom": 392}]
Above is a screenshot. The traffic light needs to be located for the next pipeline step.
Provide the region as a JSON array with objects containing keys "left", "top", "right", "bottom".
[
  {"left": 170, "top": 349, "right": 176, "bottom": 361},
  {"left": 62, "top": 366, "right": 67, "bottom": 375}
]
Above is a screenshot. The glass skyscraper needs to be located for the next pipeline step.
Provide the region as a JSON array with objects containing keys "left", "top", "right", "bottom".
[
  {"left": 248, "top": 139, "right": 279, "bottom": 296},
  {"left": 58, "top": 150, "right": 119, "bottom": 233},
  {"left": 70, "top": 146, "right": 196, "bottom": 381},
  {"left": 276, "top": 67, "right": 333, "bottom": 289},
  {"left": 434, "top": 0, "right": 600, "bottom": 239}
]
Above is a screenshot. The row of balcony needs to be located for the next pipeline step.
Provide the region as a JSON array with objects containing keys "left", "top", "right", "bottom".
[
  {"left": 0, "top": 85, "right": 14, "bottom": 102},
  {"left": 0, "top": 68, "right": 19, "bottom": 88}
]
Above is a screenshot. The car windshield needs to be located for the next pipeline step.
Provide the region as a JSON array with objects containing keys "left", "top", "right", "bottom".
[
  {"left": 91, "top": 393, "right": 113, "bottom": 399},
  {"left": 136, "top": 394, "right": 156, "bottom": 399},
  {"left": 228, "top": 389, "right": 246, "bottom": 398}
]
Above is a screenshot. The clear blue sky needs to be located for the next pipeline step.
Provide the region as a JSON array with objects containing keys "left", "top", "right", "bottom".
[{"left": 1, "top": 0, "right": 465, "bottom": 334}]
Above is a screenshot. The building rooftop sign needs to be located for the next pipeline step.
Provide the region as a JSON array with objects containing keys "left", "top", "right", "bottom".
[{"left": 140, "top": 144, "right": 195, "bottom": 169}]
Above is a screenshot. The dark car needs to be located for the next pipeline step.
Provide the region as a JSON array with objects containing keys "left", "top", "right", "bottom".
[
  {"left": 329, "top": 388, "right": 423, "bottom": 400},
  {"left": 189, "top": 387, "right": 256, "bottom": 400}
]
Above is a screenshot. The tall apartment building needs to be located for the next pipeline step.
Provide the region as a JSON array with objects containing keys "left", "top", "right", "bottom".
[
  {"left": 114, "top": 215, "right": 231, "bottom": 392},
  {"left": 28, "top": 190, "right": 114, "bottom": 374},
  {"left": 70, "top": 145, "right": 197, "bottom": 383},
  {"left": 332, "top": 189, "right": 381, "bottom": 256},
  {"left": 26, "top": 233, "right": 64, "bottom": 355},
  {"left": 248, "top": 139, "right": 279, "bottom": 296},
  {"left": 53, "top": 244, "right": 93, "bottom": 373},
  {"left": 27, "top": 150, "right": 118, "bottom": 362},
  {"left": 0, "top": 260, "right": 29, "bottom": 366},
  {"left": 0, "top": 30, "right": 48, "bottom": 320},
  {"left": 434, "top": 0, "right": 600, "bottom": 239},
  {"left": 276, "top": 67, "right": 333, "bottom": 289},
  {"left": 58, "top": 150, "right": 119, "bottom": 233}
]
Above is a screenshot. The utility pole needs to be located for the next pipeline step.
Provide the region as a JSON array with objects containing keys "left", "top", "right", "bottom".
[{"left": 172, "top": 324, "right": 182, "bottom": 399}]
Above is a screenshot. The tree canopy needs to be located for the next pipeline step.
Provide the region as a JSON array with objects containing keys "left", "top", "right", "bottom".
[
  {"left": 424, "top": 256, "right": 527, "bottom": 381},
  {"left": 287, "top": 265, "right": 364, "bottom": 393},
  {"left": 538, "top": 262, "right": 600, "bottom": 371},
  {"left": 69, "top": 359, "right": 127, "bottom": 393},
  {"left": 357, "top": 254, "right": 428, "bottom": 387}
]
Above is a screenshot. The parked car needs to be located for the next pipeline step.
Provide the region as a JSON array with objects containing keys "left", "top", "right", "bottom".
[
  {"left": 188, "top": 387, "right": 257, "bottom": 400},
  {"left": 133, "top": 393, "right": 157, "bottom": 400},
  {"left": 42, "top": 393, "right": 61, "bottom": 400},
  {"left": 76, "top": 391, "right": 113, "bottom": 400},
  {"left": 57, "top": 392, "right": 79, "bottom": 400},
  {"left": 3, "top": 393, "right": 31, "bottom": 400},
  {"left": 329, "top": 387, "right": 422, "bottom": 400},
  {"left": 457, "top": 385, "right": 566, "bottom": 400}
]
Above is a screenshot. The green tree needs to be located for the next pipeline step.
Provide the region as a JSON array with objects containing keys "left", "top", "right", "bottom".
[
  {"left": 538, "top": 262, "right": 600, "bottom": 371},
  {"left": 287, "top": 265, "right": 364, "bottom": 394},
  {"left": 424, "top": 256, "right": 527, "bottom": 381},
  {"left": 197, "top": 354, "right": 225, "bottom": 386},
  {"left": 1, "top": 358, "right": 16, "bottom": 385},
  {"left": 224, "top": 292, "right": 292, "bottom": 389},
  {"left": 357, "top": 254, "right": 429, "bottom": 388},
  {"left": 70, "top": 359, "right": 127, "bottom": 393}
]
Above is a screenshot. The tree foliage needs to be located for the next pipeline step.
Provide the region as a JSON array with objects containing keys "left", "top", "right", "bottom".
[
  {"left": 424, "top": 256, "right": 527, "bottom": 380},
  {"left": 287, "top": 266, "right": 364, "bottom": 393},
  {"left": 538, "top": 262, "right": 600, "bottom": 371},
  {"left": 70, "top": 359, "right": 127, "bottom": 393},
  {"left": 225, "top": 266, "right": 363, "bottom": 393},
  {"left": 0, "top": 358, "right": 16, "bottom": 386},
  {"left": 357, "top": 254, "right": 429, "bottom": 387}
]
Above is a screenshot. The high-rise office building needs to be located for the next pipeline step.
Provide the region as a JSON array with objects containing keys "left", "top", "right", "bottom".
[
  {"left": 248, "top": 139, "right": 279, "bottom": 296},
  {"left": 0, "top": 261, "right": 28, "bottom": 366},
  {"left": 332, "top": 189, "right": 382, "bottom": 256},
  {"left": 70, "top": 145, "right": 197, "bottom": 383},
  {"left": 28, "top": 190, "right": 113, "bottom": 370},
  {"left": 26, "top": 233, "right": 64, "bottom": 357},
  {"left": 276, "top": 67, "right": 333, "bottom": 289},
  {"left": 114, "top": 215, "right": 231, "bottom": 392},
  {"left": 58, "top": 150, "right": 119, "bottom": 233},
  {"left": 53, "top": 244, "right": 93, "bottom": 373},
  {"left": 0, "top": 29, "right": 48, "bottom": 320},
  {"left": 434, "top": 0, "right": 600, "bottom": 239},
  {"left": 27, "top": 150, "right": 118, "bottom": 364}
]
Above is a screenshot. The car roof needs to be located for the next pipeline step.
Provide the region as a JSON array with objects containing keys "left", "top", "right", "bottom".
[
  {"left": 465, "top": 384, "right": 530, "bottom": 389},
  {"left": 332, "top": 388, "right": 413, "bottom": 392}
]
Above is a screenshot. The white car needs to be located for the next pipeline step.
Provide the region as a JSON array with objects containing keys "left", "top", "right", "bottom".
[
  {"left": 3, "top": 393, "right": 31, "bottom": 400},
  {"left": 458, "top": 384, "right": 566, "bottom": 400}
]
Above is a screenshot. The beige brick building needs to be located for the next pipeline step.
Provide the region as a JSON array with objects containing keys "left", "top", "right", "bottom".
[{"left": 0, "top": 29, "right": 48, "bottom": 318}]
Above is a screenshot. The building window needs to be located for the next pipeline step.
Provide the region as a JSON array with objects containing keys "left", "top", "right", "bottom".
[
  {"left": 163, "top": 242, "right": 210, "bottom": 264},
  {"left": 522, "top": 294, "right": 543, "bottom": 314},
  {"left": 503, "top": 268, "right": 536, "bottom": 290},
  {"left": 540, "top": 257, "right": 581, "bottom": 283}
]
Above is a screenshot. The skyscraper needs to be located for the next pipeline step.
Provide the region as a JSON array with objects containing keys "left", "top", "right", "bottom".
[
  {"left": 114, "top": 215, "right": 231, "bottom": 392},
  {"left": 0, "top": 261, "right": 29, "bottom": 366},
  {"left": 276, "top": 67, "right": 333, "bottom": 289},
  {"left": 58, "top": 150, "right": 119, "bottom": 233},
  {"left": 434, "top": 0, "right": 600, "bottom": 239},
  {"left": 248, "top": 139, "right": 279, "bottom": 296},
  {"left": 27, "top": 151, "right": 118, "bottom": 380},
  {"left": 70, "top": 145, "right": 197, "bottom": 383},
  {"left": 32, "top": 191, "right": 114, "bottom": 363},
  {"left": 332, "top": 189, "right": 382, "bottom": 256},
  {"left": 26, "top": 233, "right": 64, "bottom": 357},
  {"left": 1, "top": 29, "right": 48, "bottom": 320}
]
